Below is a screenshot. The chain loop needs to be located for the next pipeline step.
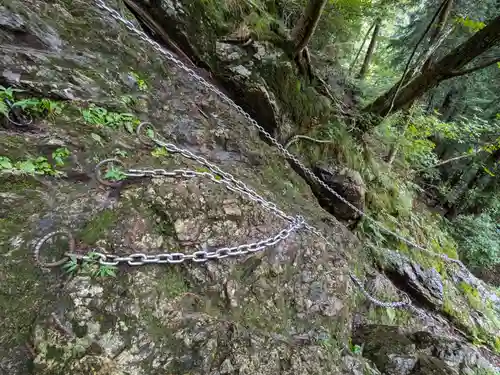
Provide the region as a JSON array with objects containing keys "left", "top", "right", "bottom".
[{"left": 43, "top": 0, "right": 478, "bottom": 316}]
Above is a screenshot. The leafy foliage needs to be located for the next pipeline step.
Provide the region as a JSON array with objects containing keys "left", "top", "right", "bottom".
[
  {"left": 81, "top": 104, "right": 139, "bottom": 133},
  {"left": 0, "top": 154, "right": 68, "bottom": 176},
  {"left": 62, "top": 252, "right": 117, "bottom": 278},
  {"left": 0, "top": 86, "right": 63, "bottom": 118},
  {"left": 451, "top": 203, "right": 500, "bottom": 269},
  {"left": 104, "top": 166, "right": 127, "bottom": 182}
]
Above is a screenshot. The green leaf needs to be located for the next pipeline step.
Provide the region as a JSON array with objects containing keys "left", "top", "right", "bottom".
[
  {"left": 483, "top": 166, "right": 495, "bottom": 177},
  {"left": 16, "top": 160, "right": 36, "bottom": 174},
  {"left": 151, "top": 147, "right": 169, "bottom": 157},
  {"left": 104, "top": 267, "right": 117, "bottom": 277},
  {"left": 351, "top": 344, "right": 362, "bottom": 355},
  {"left": 146, "top": 128, "right": 155, "bottom": 139},
  {"left": 52, "top": 147, "right": 70, "bottom": 166},
  {"left": 386, "top": 307, "right": 396, "bottom": 323},
  {"left": 0, "top": 101, "right": 8, "bottom": 116},
  {"left": 0, "top": 156, "right": 13, "bottom": 170},
  {"left": 13, "top": 98, "right": 41, "bottom": 110},
  {"left": 104, "top": 166, "right": 127, "bottom": 181},
  {"left": 91, "top": 133, "right": 104, "bottom": 146}
]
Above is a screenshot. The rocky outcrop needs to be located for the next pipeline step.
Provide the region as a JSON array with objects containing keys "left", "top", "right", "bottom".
[
  {"left": 0, "top": 1, "right": 365, "bottom": 374},
  {"left": 378, "top": 250, "right": 444, "bottom": 308},
  {"left": 311, "top": 166, "right": 366, "bottom": 223},
  {"left": 374, "top": 248, "right": 500, "bottom": 355},
  {"left": 1, "top": 1, "right": 499, "bottom": 374},
  {"left": 353, "top": 325, "right": 498, "bottom": 375}
]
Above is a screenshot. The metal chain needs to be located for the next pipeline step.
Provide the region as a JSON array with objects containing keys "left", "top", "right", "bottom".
[
  {"left": 93, "top": 0, "right": 467, "bottom": 270},
  {"left": 80, "top": 218, "right": 303, "bottom": 266},
  {"left": 53, "top": 0, "right": 454, "bottom": 313}
]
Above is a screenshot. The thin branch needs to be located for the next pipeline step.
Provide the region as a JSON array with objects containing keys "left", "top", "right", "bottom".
[
  {"left": 385, "top": 0, "right": 449, "bottom": 117},
  {"left": 284, "top": 134, "right": 336, "bottom": 150},
  {"left": 445, "top": 57, "right": 500, "bottom": 78},
  {"left": 349, "top": 21, "right": 376, "bottom": 75},
  {"left": 416, "top": 151, "right": 480, "bottom": 172},
  {"left": 410, "top": 25, "right": 454, "bottom": 76},
  {"left": 291, "top": 0, "right": 328, "bottom": 55}
]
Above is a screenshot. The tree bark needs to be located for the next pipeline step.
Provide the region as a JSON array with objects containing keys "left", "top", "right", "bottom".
[
  {"left": 291, "top": 0, "right": 328, "bottom": 56},
  {"left": 363, "top": 14, "right": 500, "bottom": 122},
  {"left": 357, "top": 18, "right": 381, "bottom": 79},
  {"left": 422, "top": 0, "right": 454, "bottom": 71},
  {"left": 349, "top": 21, "right": 375, "bottom": 76}
]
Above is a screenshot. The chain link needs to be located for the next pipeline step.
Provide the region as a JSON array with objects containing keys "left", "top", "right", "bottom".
[
  {"left": 81, "top": 0, "right": 477, "bottom": 313},
  {"left": 94, "top": 0, "right": 454, "bottom": 260},
  {"left": 76, "top": 218, "right": 304, "bottom": 266}
]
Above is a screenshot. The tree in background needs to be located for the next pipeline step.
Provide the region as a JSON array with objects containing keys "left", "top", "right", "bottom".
[
  {"left": 357, "top": 17, "right": 382, "bottom": 79},
  {"left": 363, "top": 13, "right": 500, "bottom": 121}
]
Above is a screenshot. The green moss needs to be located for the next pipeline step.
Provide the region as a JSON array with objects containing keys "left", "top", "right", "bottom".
[
  {"left": 79, "top": 209, "right": 119, "bottom": 245},
  {"left": 159, "top": 269, "right": 189, "bottom": 299},
  {"left": 495, "top": 336, "right": 500, "bottom": 353},
  {"left": 458, "top": 282, "right": 483, "bottom": 310},
  {"left": 261, "top": 58, "right": 331, "bottom": 131}
]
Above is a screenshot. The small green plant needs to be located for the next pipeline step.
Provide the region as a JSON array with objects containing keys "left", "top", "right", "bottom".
[
  {"left": 52, "top": 147, "right": 71, "bottom": 167},
  {"left": 81, "top": 104, "right": 139, "bottom": 133},
  {"left": 350, "top": 344, "right": 362, "bottom": 355},
  {"left": 14, "top": 98, "right": 64, "bottom": 117},
  {"left": 62, "top": 252, "right": 117, "bottom": 278},
  {"left": 0, "top": 85, "right": 24, "bottom": 115},
  {"left": 195, "top": 167, "right": 222, "bottom": 180},
  {"left": 0, "top": 155, "right": 63, "bottom": 176},
  {"left": 104, "top": 166, "right": 127, "bottom": 181},
  {"left": 0, "top": 156, "right": 12, "bottom": 170},
  {"left": 151, "top": 147, "right": 169, "bottom": 157},
  {"left": 129, "top": 71, "right": 148, "bottom": 91},
  {"left": 62, "top": 255, "right": 79, "bottom": 274},
  {"left": 0, "top": 85, "right": 64, "bottom": 118}
]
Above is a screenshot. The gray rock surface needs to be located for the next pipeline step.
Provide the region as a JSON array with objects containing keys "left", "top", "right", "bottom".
[
  {"left": 0, "top": 1, "right": 499, "bottom": 374},
  {"left": 353, "top": 325, "right": 498, "bottom": 375},
  {"left": 378, "top": 250, "right": 444, "bottom": 307},
  {"left": 311, "top": 166, "right": 366, "bottom": 222}
]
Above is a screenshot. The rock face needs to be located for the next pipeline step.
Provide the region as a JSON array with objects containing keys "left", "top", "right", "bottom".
[
  {"left": 311, "top": 166, "right": 366, "bottom": 223},
  {"left": 374, "top": 248, "right": 500, "bottom": 355},
  {"left": 353, "top": 325, "right": 498, "bottom": 375},
  {"left": 1, "top": 0, "right": 499, "bottom": 374},
  {"left": 0, "top": 1, "right": 364, "bottom": 374},
  {"left": 379, "top": 250, "right": 444, "bottom": 308}
]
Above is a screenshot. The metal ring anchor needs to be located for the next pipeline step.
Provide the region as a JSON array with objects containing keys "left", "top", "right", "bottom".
[
  {"left": 94, "top": 158, "right": 127, "bottom": 188},
  {"left": 136, "top": 121, "right": 157, "bottom": 146},
  {"left": 33, "top": 230, "right": 75, "bottom": 268},
  {"left": 7, "top": 109, "right": 33, "bottom": 127},
  {"left": 4, "top": 98, "right": 34, "bottom": 128}
]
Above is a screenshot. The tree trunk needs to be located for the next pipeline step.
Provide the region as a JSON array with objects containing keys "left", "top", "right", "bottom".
[
  {"left": 440, "top": 83, "right": 466, "bottom": 121},
  {"left": 440, "top": 88, "right": 456, "bottom": 118},
  {"left": 357, "top": 18, "right": 381, "bottom": 80},
  {"left": 291, "top": 0, "right": 328, "bottom": 56},
  {"left": 426, "top": 91, "right": 436, "bottom": 113},
  {"left": 363, "top": 13, "right": 500, "bottom": 122},
  {"left": 349, "top": 21, "right": 375, "bottom": 76},
  {"left": 422, "top": 0, "right": 454, "bottom": 71}
]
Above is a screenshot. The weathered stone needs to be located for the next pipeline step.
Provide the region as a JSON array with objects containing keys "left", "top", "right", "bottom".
[
  {"left": 411, "top": 355, "right": 455, "bottom": 375},
  {"left": 353, "top": 325, "right": 498, "bottom": 375},
  {"left": 309, "top": 166, "right": 366, "bottom": 222},
  {"left": 379, "top": 250, "right": 444, "bottom": 307}
]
